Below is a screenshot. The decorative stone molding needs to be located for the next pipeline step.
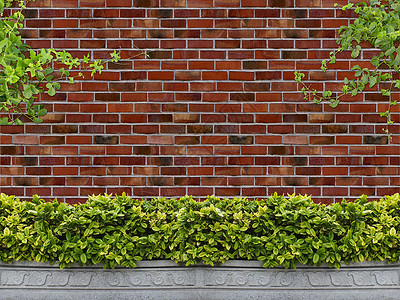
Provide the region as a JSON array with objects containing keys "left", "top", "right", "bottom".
[{"left": 0, "top": 260, "right": 399, "bottom": 299}]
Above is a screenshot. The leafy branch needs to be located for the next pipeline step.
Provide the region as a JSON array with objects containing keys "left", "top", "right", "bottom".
[
  {"left": 295, "top": 0, "right": 400, "bottom": 141},
  {"left": 0, "top": 0, "right": 149, "bottom": 125}
]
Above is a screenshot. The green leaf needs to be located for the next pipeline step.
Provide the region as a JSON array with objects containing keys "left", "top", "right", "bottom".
[
  {"left": 369, "top": 76, "right": 377, "bottom": 88},
  {"left": 80, "top": 253, "right": 87, "bottom": 264},
  {"left": 0, "top": 117, "right": 9, "bottom": 125},
  {"left": 385, "top": 46, "right": 396, "bottom": 56},
  {"left": 37, "top": 109, "right": 47, "bottom": 116},
  {"left": 370, "top": 56, "right": 380, "bottom": 66},
  {"left": 0, "top": 38, "right": 8, "bottom": 50},
  {"left": 351, "top": 49, "right": 360, "bottom": 58},
  {"left": 394, "top": 52, "right": 400, "bottom": 67},
  {"left": 313, "top": 253, "right": 319, "bottom": 264},
  {"left": 3, "top": 227, "right": 10, "bottom": 236},
  {"left": 322, "top": 91, "right": 332, "bottom": 98},
  {"left": 14, "top": 118, "right": 23, "bottom": 125},
  {"left": 83, "top": 54, "right": 90, "bottom": 64},
  {"left": 23, "top": 86, "right": 33, "bottom": 99},
  {"left": 47, "top": 87, "right": 56, "bottom": 97},
  {"left": 330, "top": 99, "right": 339, "bottom": 108},
  {"left": 33, "top": 117, "right": 43, "bottom": 124}
]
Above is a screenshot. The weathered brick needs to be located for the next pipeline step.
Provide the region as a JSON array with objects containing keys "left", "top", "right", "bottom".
[
  {"left": 269, "top": 0, "right": 294, "bottom": 7},
  {"left": 52, "top": 125, "right": 78, "bottom": 134},
  {"left": 229, "top": 136, "right": 254, "bottom": 145},
  {"left": 13, "top": 157, "right": 38, "bottom": 166},
  {"left": 364, "top": 135, "right": 389, "bottom": 145},
  {"left": 94, "top": 136, "right": 119, "bottom": 145},
  {"left": 322, "top": 125, "right": 348, "bottom": 134}
]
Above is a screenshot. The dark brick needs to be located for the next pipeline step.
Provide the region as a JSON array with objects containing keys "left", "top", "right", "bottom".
[
  {"left": 149, "top": 157, "right": 173, "bottom": 166},
  {"left": 309, "top": 30, "right": 335, "bottom": 38},
  {"left": 39, "top": 30, "right": 65, "bottom": 38},
  {"left": 94, "top": 136, "right": 119, "bottom": 145},
  {"left": 215, "top": 125, "right": 239, "bottom": 133},
  {"left": 108, "top": 61, "right": 133, "bottom": 70},
  {"left": 53, "top": 125, "right": 78, "bottom": 134},
  {"left": 175, "top": 136, "right": 200, "bottom": 145},
  {"left": 282, "top": 51, "right": 307, "bottom": 59},
  {"left": 40, "top": 177, "right": 65, "bottom": 186},
  {"left": 13, "top": 177, "right": 38, "bottom": 186},
  {"left": 310, "top": 136, "right": 335, "bottom": 145},
  {"left": 296, "top": 19, "right": 321, "bottom": 28},
  {"left": 268, "top": 146, "right": 294, "bottom": 155},
  {"left": 95, "top": 93, "right": 120, "bottom": 101},
  {"left": 133, "top": 0, "right": 155, "bottom": 7},
  {"left": 23, "top": 9, "right": 38, "bottom": 18},
  {"left": 149, "top": 114, "right": 173, "bottom": 123},
  {"left": 148, "top": 177, "right": 172, "bottom": 186},
  {"left": 283, "top": 29, "right": 307, "bottom": 38},
  {"left": 243, "top": 61, "right": 268, "bottom": 70},
  {"left": 187, "top": 125, "right": 213, "bottom": 133},
  {"left": 283, "top": 177, "right": 307, "bottom": 186},
  {"left": 229, "top": 136, "right": 254, "bottom": 145},
  {"left": 284, "top": 114, "right": 307, "bottom": 123},
  {"left": 133, "top": 146, "right": 154, "bottom": 155},
  {"left": 148, "top": 29, "right": 171, "bottom": 39},
  {"left": 364, "top": 135, "right": 388, "bottom": 145},
  {"left": 109, "top": 83, "right": 135, "bottom": 92},
  {"left": 151, "top": 9, "right": 172, "bottom": 18},
  {"left": 284, "top": 157, "right": 307, "bottom": 166},
  {"left": 269, "top": 0, "right": 294, "bottom": 7},
  {"left": 322, "top": 125, "right": 348, "bottom": 134},
  {"left": 22, "top": 157, "right": 38, "bottom": 166},
  {"left": 148, "top": 50, "right": 173, "bottom": 59},
  {"left": 283, "top": 9, "right": 307, "bottom": 18},
  {"left": 230, "top": 93, "right": 255, "bottom": 101},
  {"left": 0, "top": 146, "right": 18, "bottom": 155}
]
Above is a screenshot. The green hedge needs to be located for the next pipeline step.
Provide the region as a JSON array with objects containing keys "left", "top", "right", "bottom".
[{"left": 1, "top": 193, "right": 400, "bottom": 269}]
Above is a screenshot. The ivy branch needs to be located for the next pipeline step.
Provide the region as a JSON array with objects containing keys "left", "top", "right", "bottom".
[
  {"left": 0, "top": 0, "right": 149, "bottom": 125},
  {"left": 295, "top": 0, "right": 400, "bottom": 141}
]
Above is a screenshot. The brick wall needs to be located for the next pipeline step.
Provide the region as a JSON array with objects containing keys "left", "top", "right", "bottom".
[{"left": 0, "top": 0, "right": 399, "bottom": 204}]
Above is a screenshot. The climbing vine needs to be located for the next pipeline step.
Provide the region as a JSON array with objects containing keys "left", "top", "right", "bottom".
[
  {"left": 295, "top": 0, "right": 400, "bottom": 141},
  {"left": 0, "top": 0, "right": 122, "bottom": 124}
]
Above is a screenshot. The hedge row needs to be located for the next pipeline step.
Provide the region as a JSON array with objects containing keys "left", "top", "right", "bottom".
[{"left": 1, "top": 193, "right": 400, "bottom": 269}]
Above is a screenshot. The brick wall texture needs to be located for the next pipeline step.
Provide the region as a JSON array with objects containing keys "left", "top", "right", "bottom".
[{"left": 0, "top": 0, "right": 399, "bottom": 204}]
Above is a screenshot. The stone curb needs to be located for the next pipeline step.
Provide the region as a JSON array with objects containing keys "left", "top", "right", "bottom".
[{"left": 1, "top": 260, "right": 399, "bottom": 300}]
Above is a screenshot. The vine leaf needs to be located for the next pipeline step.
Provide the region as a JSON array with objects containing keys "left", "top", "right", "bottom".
[{"left": 295, "top": 1, "right": 400, "bottom": 141}]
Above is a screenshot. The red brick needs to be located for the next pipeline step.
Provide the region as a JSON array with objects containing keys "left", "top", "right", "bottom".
[
  {"left": 13, "top": 136, "right": 39, "bottom": 145},
  {"left": 269, "top": 167, "right": 295, "bottom": 175},
  {"left": 52, "top": 0, "right": 78, "bottom": 7},
  {"left": 336, "top": 136, "right": 363, "bottom": 145}
]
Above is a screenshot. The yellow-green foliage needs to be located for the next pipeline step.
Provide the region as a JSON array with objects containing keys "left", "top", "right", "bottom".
[{"left": 1, "top": 193, "right": 399, "bottom": 269}]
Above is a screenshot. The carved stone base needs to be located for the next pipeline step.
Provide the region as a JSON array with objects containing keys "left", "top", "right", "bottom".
[{"left": 1, "top": 260, "right": 399, "bottom": 300}]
